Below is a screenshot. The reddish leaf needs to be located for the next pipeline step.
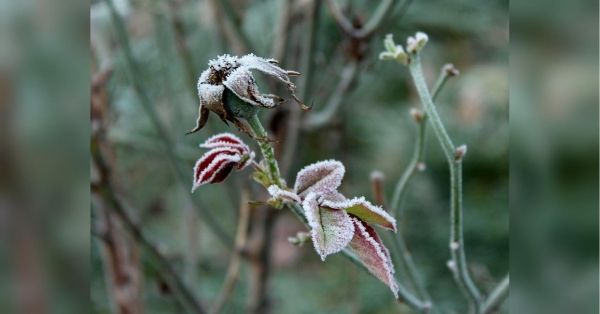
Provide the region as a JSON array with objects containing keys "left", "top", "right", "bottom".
[
  {"left": 303, "top": 192, "right": 354, "bottom": 261},
  {"left": 348, "top": 217, "right": 398, "bottom": 298},
  {"left": 322, "top": 197, "right": 397, "bottom": 231},
  {"left": 192, "top": 151, "right": 240, "bottom": 192},
  {"left": 294, "top": 160, "right": 345, "bottom": 199}
]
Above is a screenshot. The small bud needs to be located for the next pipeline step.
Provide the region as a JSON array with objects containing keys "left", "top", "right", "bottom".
[
  {"left": 446, "top": 260, "right": 457, "bottom": 272},
  {"left": 384, "top": 34, "right": 397, "bottom": 53},
  {"left": 286, "top": 70, "right": 301, "bottom": 76},
  {"left": 416, "top": 162, "right": 426, "bottom": 172},
  {"left": 393, "top": 45, "right": 409, "bottom": 65},
  {"left": 443, "top": 63, "right": 460, "bottom": 76},
  {"left": 410, "top": 108, "right": 424, "bottom": 122},
  {"left": 370, "top": 170, "right": 385, "bottom": 182},
  {"left": 450, "top": 241, "right": 460, "bottom": 250},
  {"left": 455, "top": 145, "right": 467, "bottom": 160},
  {"left": 379, "top": 51, "right": 396, "bottom": 60},
  {"left": 406, "top": 36, "right": 417, "bottom": 53},
  {"left": 415, "top": 32, "right": 428, "bottom": 46},
  {"left": 288, "top": 231, "right": 311, "bottom": 246}
]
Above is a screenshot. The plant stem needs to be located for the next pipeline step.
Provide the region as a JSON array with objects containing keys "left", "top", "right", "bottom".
[
  {"left": 246, "top": 114, "right": 283, "bottom": 187},
  {"left": 247, "top": 114, "right": 427, "bottom": 312},
  {"left": 408, "top": 53, "right": 482, "bottom": 313},
  {"left": 391, "top": 66, "right": 453, "bottom": 216},
  {"left": 482, "top": 275, "right": 509, "bottom": 314},
  {"left": 103, "top": 0, "right": 233, "bottom": 248},
  {"left": 325, "top": 0, "right": 399, "bottom": 39}
]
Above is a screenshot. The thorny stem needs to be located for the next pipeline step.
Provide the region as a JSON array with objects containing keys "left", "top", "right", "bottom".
[
  {"left": 246, "top": 114, "right": 427, "bottom": 312},
  {"left": 103, "top": 0, "right": 233, "bottom": 248},
  {"left": 391, "top": 66, "right": 454, "bottom": 216},
  {"left": 482, "top": 275, "right": 509, "bottom": 314},
  {"left": 325, "top": 0, "right": 399, "bottom": 39},
  {"left": 408, "top": 53, "right": 483, "bottom": 313},
  {"left": 246, "top": 114, "right": 283, "bottom": 187},
  {"left": 387, "top": 66, "right": 455, "bottom": 313}
]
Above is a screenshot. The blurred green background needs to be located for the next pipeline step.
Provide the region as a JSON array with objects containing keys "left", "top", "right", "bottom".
[{"left": 90, "top": 0, "right": 508, "bottom": 313}]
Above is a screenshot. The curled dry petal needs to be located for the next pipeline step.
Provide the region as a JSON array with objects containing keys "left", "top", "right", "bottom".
[
  {"left": 192, "top": 148, "right": 241, "bottom": 192},
  {"left": 294, "top": 160, "right": 345, "bottom": 199},
  {"left": 192, "top": 133, "right": 255, "bottom": 192},
  {"left": 267, "top": 185, "right": 301, "bottom": 204},
  {"left": 303, "top": 192, "right": 354, "bottom": 261},
  {"left": 321, "top": 197, "right": 397, "bottom": 231},
  {"left": 348, "top": 217, "right": 399, "bottom": 299}
]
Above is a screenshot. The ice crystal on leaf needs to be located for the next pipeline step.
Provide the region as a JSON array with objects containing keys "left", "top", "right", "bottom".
[
  {"left": 348, "top": 217, "right": 399, "bottom": 298},
  {"left": 293, "top": 160, "right": 345, "bottom": 198},
  {"left": 265, "top": 159, "right": 399, "bottom": 297},
  {"left": 187, "top": 54, "right": 310, "bottom": 140},
  {"left": 303, "top": 192, "right": 355, "bottom": 261},
  {"left": 192, "top": 133, "right": 255, "bottom": 192},
  {"left": 322, "top": 197, "right": 396, "bottom": 231}
]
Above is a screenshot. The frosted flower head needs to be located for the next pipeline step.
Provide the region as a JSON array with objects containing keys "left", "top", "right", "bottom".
[
  {"left": 192, "top": 133, "right": 255, "bottom": 192},
  {"left": 406, "top": 31, "right": 428, "bottom": 53},
  {"left": 187, "top": 54, "right": 310, "bottom": 140}
]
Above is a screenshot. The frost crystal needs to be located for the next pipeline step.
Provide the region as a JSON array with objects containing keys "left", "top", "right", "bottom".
[
  {"left": 303, "top": 192, "right": 354, "bottom": 261},
  {"left": 321, "top": 196, "right": 397, "bottom": 231},
  {"left": 267, "top": 185, "right": 301, "bottom": 204},
  {"left": 294, "top": 160, "right": 345, "bottom": 198},
  {"left": 192, "top": 133, "right": 255, "bottom": 192},
  {"left": 348, "top": 217, "right": 399, "bottom": 299}
]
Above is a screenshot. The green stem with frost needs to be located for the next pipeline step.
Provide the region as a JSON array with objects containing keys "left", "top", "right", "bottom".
[{"left": 408, "top": 53, "right": 482, "bottom": 313}]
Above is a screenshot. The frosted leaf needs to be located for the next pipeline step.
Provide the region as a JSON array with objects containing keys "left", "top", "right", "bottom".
[
  {"left": 294, "top": 160, "right": 345, "bottom": 199},
  {"left": 267, "top": 185, "right": 301, "bottom": 204},
  {"left": 200, "top": 133, "right": 251, "bottom": 155},
  {"left": 324, "top": 191, "right": 347, "bottom": 202},
  {"left": 303, "top": 192, "right": 354, "bottom": 261},
  {"left": 192, "top": 148, "right": 241, "bottom": 192},
  {"left": 348, "top": 217, "right": 399, "bottom": 298},
  {"left": 322, "top": 197, "right": 397, "bottom": 231}
]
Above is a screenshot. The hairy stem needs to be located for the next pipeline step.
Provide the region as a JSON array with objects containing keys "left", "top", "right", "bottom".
[
  {"left": 408, "top": 53, "right": 482, "bottom": 313},
  {"left": 391, "top": 66, "right": 453, "bottom": 216},
  {"left": 482, "top": 275, "right": 509, "bottom": 314},
  {"left": 246, "top": 114, "right": 283, "bottom": 187},
  {"left": 103, "top": 0, "right": 233, "bottom": 248}
]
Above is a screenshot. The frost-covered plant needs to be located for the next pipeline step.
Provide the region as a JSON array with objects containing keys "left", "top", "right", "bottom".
[
  {"left": 189, "top": 54, "right": 400, "bottom": 299},
  {"left": 268, "top": 160, "right": 399, "bottom": 297},
  {"left": 187, "top": 54, "right": 310, "bottom": 140},
  {"left": 192, "top": 133, "right": 255, "bottom": 192}
]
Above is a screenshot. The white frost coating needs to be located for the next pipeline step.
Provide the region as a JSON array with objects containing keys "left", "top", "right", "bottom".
[
  {"left": 267, "top": 185, "right": 301, "bottom": 204},
  {"left": 416, "top": 32, "right": 429, "bottom": 46},
  {"left": 349, "top": 217, "right": 399, "bottom": 299},
  {"left": 201, "top": 133, "right": 251, "bottom": 154},
  {"left": 321, "top": 196, "right": 397, "bottom": 231},
  {"left": 198, "top": 83, "right": 224, "bottom": 111},
  {"left": 192, "top": 153, "right": 241, "bottom": 192},
  {"left": 294, "top": 160, "right": 345, "bottom": 198},
  {"left": 223, "top": 67, "right": 276, "bottom": 108},
  {"left": 303, "top": 192, "right": 354, "bottom": 261}
]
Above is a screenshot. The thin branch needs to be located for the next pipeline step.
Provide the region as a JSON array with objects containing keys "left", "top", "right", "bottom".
[
  {"left": 210, "top": 189, "right": 252, "bottom": 314},
  {"left": 302, "top": 60, "right": 359, "bottom": 129},
  {"left": 280, "top": 0, "right": 321, "bottom": 178},
  {"left": 408, "top": 53, "right": 482, "bottom": 313},
  {"left": 370, "top": 171, "right": 388, "bottom": 210},
  {"left": 103, "top": 0, "right": 233, "bottom": 248},
  {"left": 482, "top": 275, "right": 509, "bottom": 314},
  {"left": 91, "top": 139, "right": 207, "bottom": 314},
  {"left": 325, "top": 0, "right": 399, "bottom": 39},
  {"left": 166, "top": 0, "right": 198, "bottom": 98},
  {"left": 391, "top": 64, "right": 457, "bottom": 216},
  {"left": 271, "top": 0, "right": 293, "bottom": 62}
]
